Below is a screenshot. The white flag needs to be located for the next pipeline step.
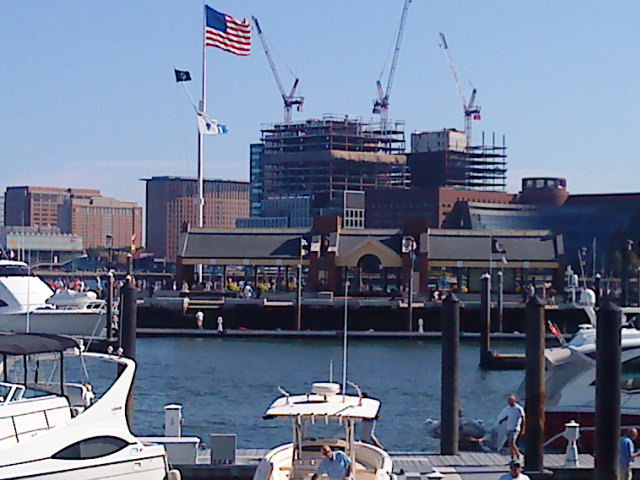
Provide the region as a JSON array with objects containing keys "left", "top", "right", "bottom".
[{"left": 197, "top": 112, "right": 228, "bottom": 135}]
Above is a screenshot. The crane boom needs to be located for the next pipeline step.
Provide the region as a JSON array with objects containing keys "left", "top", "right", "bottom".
[
  {"left": 253, "top": 16, "right": 304, "bottom": 123},
  {"left": 373, "top": 0, "right": 411, "bottom": 127},
  {"left": 439, "top": 32, "right": 481, "bottom": 148}
]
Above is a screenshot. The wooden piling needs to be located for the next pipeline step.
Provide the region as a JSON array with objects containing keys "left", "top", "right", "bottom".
[
  {"left": 479, "top": 273, "right": 491, "bottom": 368},
  {"left": 594, "top": 301, "right": 621, "bottom": 480},
  {"left": 524, "top": 296, "right": 546, "bottom": 474},
  {"left": 440, "top": 293, "right": 460, "bottom": 455}
]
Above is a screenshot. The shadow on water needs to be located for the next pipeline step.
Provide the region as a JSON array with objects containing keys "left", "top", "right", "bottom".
[{"left": 133, "top": 337, "right": 524, "bottom": 451}]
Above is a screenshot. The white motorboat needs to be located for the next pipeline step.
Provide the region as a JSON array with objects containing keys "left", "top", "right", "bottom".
[
  {"left": 253, "top": 382, "right": 396, "bottom": 480},
  {"left": 0, "top": 333, "right": 179, "bottom": 479},
  {"left": 0, "top": 260, "right": 106, "bottom": 337}
]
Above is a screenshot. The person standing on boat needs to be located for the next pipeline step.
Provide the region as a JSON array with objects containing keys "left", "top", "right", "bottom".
[
  {"left": 498, "top": 459, "right": 530, "bottom": 480},
  {"left": 312, "top": 445, "right": 352, "bottom": 480},
  {"left": 620, "top": 428, "right": 640, "bottom": 480},
  {"left": 499, "top": 394, "right": 525, "bottom": 461}
]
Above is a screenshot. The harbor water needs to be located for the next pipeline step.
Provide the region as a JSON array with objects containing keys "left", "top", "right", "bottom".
[{"left": 127, "top": 336, "right": 525, "bottom": 452}]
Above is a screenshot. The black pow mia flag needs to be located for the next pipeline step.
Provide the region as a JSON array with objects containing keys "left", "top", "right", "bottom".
[
  {"left": 174, "top": 69, "right": 192, "bottom": 82},
  {"left": 492, "top": 238, "right": 507, "bottom": 254}
]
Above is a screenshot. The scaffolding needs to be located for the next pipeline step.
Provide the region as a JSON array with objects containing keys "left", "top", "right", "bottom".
[{"left": 260, "top": 114, "right": 406, "bottom": 155}]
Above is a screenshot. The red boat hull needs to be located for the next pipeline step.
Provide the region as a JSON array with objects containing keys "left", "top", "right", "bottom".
[{"left": 545, "top": 409, "right": 640, "bottom": 452}]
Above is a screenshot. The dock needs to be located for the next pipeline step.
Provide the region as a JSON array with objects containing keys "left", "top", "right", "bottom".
[
  {"left": 136, "top": 327, "right": 562, "bottom": 342},
  {"left": 174, "top": 449, "right": 597, "bottom": 480}
]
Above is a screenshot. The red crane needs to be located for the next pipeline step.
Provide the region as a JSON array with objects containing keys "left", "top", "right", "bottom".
[{"left": 253, "top": 17, "right": 304, "bottom": 123}]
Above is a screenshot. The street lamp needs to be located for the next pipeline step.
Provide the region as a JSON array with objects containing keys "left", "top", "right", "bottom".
[
  {"left": 296, "top": 237, "right": 308, "bottom": 331},
  {"left": 106, "top": 234, "right": 113, "bottom": 269},
  {"left": 402, "top": 236, "right": 417, "bottom": 332}
]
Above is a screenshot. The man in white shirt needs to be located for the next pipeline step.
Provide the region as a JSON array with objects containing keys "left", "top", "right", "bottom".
[
  {"left": 498, "top": 459, "right": 530, "bottom": 480},
  {"left": 498, "top": 394, "right": 525, "bottom": 461}
]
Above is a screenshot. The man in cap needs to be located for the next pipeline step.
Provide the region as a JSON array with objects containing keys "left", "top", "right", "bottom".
[{"left": 498, "top": 459, "right": 530, "bottom": 480}]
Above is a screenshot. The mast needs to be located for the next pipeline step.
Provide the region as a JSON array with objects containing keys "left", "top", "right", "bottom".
[{"left": 196, "top": 5, "right": 207, "bottom": 283}]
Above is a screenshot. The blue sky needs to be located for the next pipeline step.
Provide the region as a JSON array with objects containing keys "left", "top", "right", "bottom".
[{"left": 1, "top": 1, "right": 638, "bottom": 208}]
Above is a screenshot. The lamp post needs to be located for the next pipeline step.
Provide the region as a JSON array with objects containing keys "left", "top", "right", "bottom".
[
  {"left": 296, "top": 237, "right": 308, "bottom": 331},
  {"left": 106, "top": 234, "right": 113, "bottom": 269},
  {"left": 402, "top": 236, "right": 417, "bottom": 332}
]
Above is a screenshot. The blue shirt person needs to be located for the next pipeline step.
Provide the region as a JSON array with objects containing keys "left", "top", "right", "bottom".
[
  {"left": 620, "top": 428, "right": 640, "bottom": 480},
  {"left": 311, "top": 445, "right": 352, "bottom": 480}
]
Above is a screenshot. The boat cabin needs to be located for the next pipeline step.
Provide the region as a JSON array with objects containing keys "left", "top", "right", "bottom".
[
  {"left": 0, "top": 334, "right": 91, "bottom": 448},
  {"left": 256, "top": 382, "right": 391, "bottom": 480}
]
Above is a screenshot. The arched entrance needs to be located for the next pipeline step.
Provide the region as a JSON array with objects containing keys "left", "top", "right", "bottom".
[{"left": 357, "top": 254, "right": 382, "bottom": 293}]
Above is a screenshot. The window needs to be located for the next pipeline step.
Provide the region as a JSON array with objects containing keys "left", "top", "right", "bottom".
[
  {"left": 621, "top": 355, "right": 640, "bottom": 391},
  {"left": 52, "top": 436, "right": 130, "bottom": 460}
]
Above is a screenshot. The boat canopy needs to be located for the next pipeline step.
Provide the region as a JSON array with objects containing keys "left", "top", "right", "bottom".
[
  {"left": 0, "top": 333, "right": 78, "bottom": 355},
  {"left": 263, "top": 393, "right": 381, "bottom": 420}
]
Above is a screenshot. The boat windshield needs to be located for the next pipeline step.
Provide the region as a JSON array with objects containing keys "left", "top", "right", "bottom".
[
  {"left": 0, "top": 264, "right": 30, "bottom": 276},
  {"left": 301, "top": 419, "right": 348, "bottom": 442}
]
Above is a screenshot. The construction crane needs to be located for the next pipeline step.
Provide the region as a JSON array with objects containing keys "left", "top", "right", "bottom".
[
  {"left": 252, "top": 16, "right": 304, "bottom": 123},
  {"left": 439, "top": 32, "right": 481, "bottom": 148},
  {"left": 373, "top": 0, "right": 411, "bottom": 129}
]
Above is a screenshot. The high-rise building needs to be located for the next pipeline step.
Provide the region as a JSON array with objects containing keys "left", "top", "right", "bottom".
[
  {"left": 4, "top": 186, "right": 100, "bottom": 228},
  {"left": 144, "top": 176, "right": 249, "bottom": 260},
  {"left": 252, "top": 115, "right": 410, "bottom": 220},
  {"left": 0, "top": 195, "right": 4, "bottom": 227}
]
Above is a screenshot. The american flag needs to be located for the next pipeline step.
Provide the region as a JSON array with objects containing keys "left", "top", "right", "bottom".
[{"left": 205, "top": 5, "right": 251, "bottom": 56}]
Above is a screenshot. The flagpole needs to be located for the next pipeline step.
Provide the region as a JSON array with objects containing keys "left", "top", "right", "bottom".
[{"left": 196, "top": 3, "right": 207, "bottom": 284}]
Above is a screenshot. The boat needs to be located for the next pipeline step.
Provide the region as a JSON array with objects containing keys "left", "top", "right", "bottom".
[
  {"left": 0, "top": 333, "right": 179, "bottom": 479},
  {"left": 253, "top": 381, "right": 399, "bottom": 480},
  {"left": 0, "top": 259, "right": 106, "bottom": 337},
  {"left": 490, "top": 304, "right": 640, "bottom": 453}
]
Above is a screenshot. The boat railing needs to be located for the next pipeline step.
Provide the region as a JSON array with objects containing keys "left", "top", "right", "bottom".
[
  {"left": 0, "top": 396, "right": 71, "bottom": 447},
  {"left": 0, "top": 382, "right": 25, "bottom": 405}
]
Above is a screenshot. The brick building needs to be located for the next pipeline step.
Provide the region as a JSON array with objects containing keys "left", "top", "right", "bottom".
[
  {"left": 4, "top": 186, "right": 100, "bottom": 228},
  {"left": 4, "top": 186, "right": 141, "bottom": 250},
  {"left": 144, "top": 176, "right": 249, "bottom": 260},
  {"left": 57, "top": 196, "right": 142, "bottom": 249},
  {"left": 366, "top": 187, "right": 515, "bottom": 229}
]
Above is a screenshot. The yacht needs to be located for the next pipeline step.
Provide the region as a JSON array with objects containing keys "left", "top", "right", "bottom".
[
  {"left": 253, "top": 382, "right": 397, "bottom": 480},
  {"left": 0, "top": 260, "right": 106, "bottom": 337},
  {"left": 490, "top": 307, "right": 640, "bottom": 453},
  {"left": 0, "top": 333, "right": 178, "bottom": 479}
]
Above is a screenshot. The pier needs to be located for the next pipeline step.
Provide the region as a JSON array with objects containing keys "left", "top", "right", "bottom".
[{"left": 171, "top": 449, "right": 597, "bottom": 480}]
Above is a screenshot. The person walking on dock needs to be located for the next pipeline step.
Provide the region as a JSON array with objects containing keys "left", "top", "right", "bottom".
[
  {"left": 498, "top": 459, "right": 530, "bottom": 479},
  {"left": 311, "top": 445, "right": 352, "bottom": 480},
  {"left": 195, "top": 310, "right": 204, "bottom": 330},
  {"left": 621, "top": 428, "right": 640, "bottom": 480},
  {"left": 498, "top": 394, "right": 525, "bottom": 461}
]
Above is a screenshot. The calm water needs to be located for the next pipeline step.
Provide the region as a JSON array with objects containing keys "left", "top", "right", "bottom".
[{"left": 130, "top": 337, "right": 525, "bottom": 452}]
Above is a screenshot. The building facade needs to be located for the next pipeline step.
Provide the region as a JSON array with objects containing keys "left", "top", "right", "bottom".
[
  {"left": 144, "top": 176, "right": 249, "bottom": 260},
  {"left": 4, "top": 186, "right": 141, "bottom": 251},
  {"left": 57, "top": 196, "right": 142, "bottom": 249},
  {"left": 366, "top": 186, "right": 516, "bottom": 229},
  {"left": 0, "top": 226, "right": 84, "bottom": 265},
  {"left": 4, "top": 186, "right": 100, "bottom": 228}
]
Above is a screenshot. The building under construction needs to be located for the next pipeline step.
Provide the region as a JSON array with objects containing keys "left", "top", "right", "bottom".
[
  {"left": 251, "top": 115, "right": 410, "bottom": 219},
  {"left": 409, "top": 129, "right": 507, "bottom": 191}
]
